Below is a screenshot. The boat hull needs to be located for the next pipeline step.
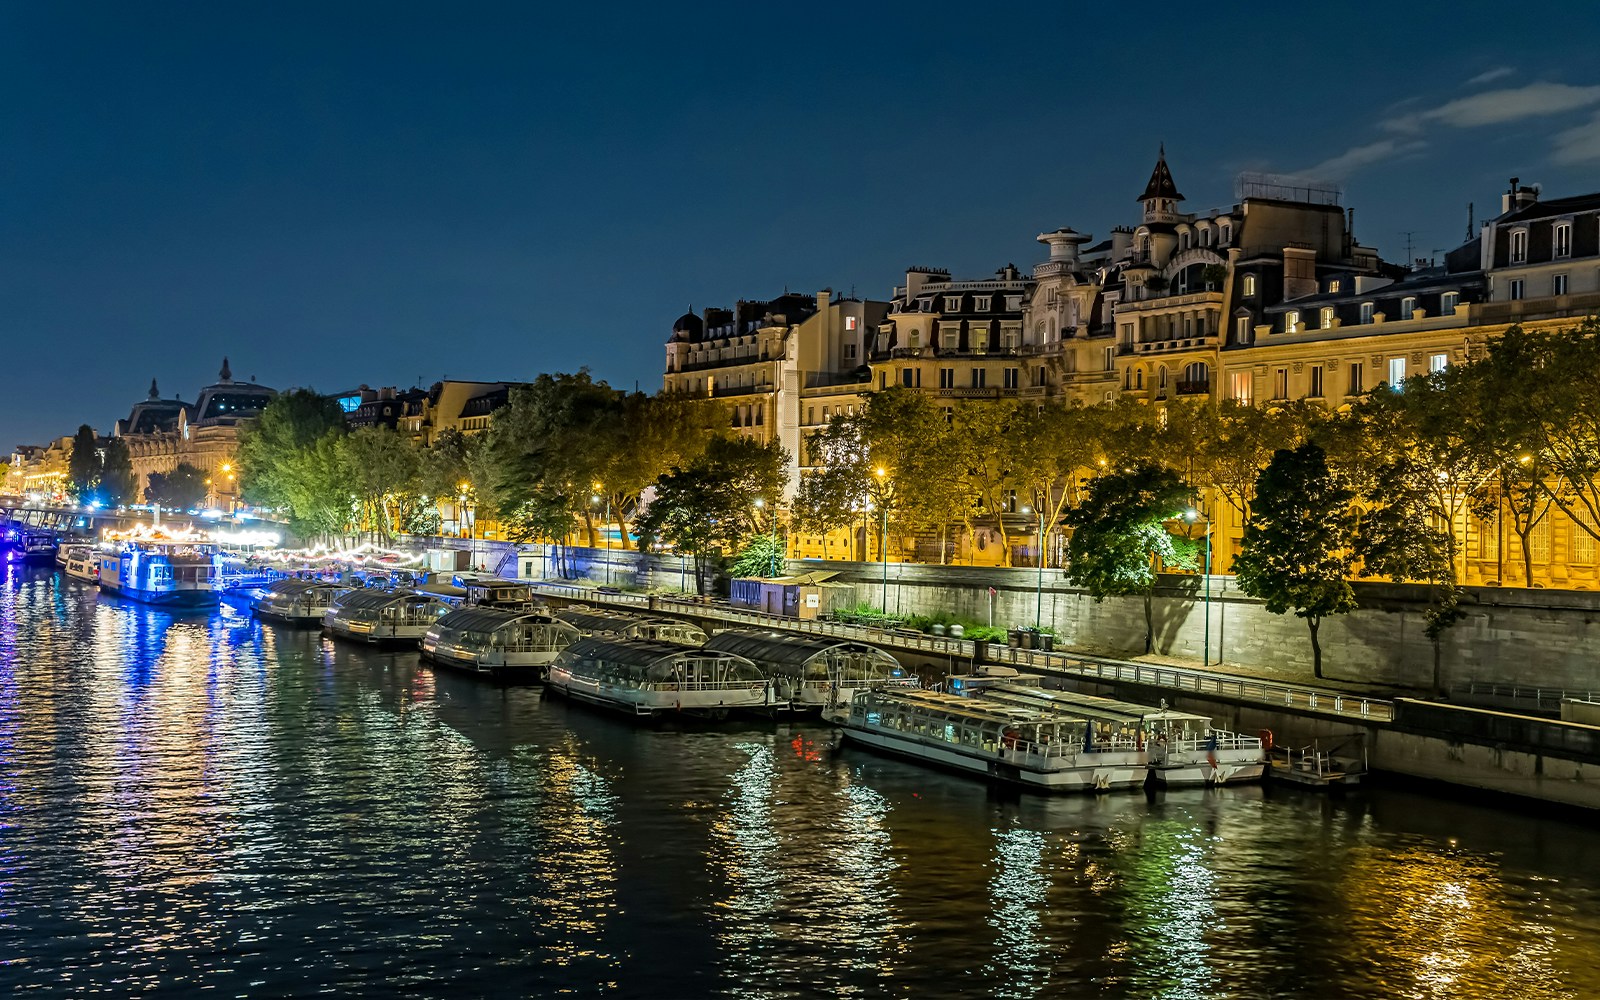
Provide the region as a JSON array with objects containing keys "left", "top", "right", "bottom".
[
  {"left": 1149, "top": 755, "right": 1267, "bottom": 787},
  {"left": 253, "top": 604, "right": 327, "bottom": 626},
  {"left": 545, "top": 666, "right": 770, "bottom": 720},
  {"left": 420, "top": 646, "right": 547, "bottom": 683},
  {"left": 839, "top": 723, "right": 1147, "bottom": 793},
  {"left": 99, "top": 583, "right": 219, "bottom": 609},
  {"left": 323, "top": 619, "right": 430, "bottom": 647}
]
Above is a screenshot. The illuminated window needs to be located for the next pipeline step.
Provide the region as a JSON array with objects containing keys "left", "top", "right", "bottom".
[
  {"left": 1230, "top": 369, "right": 1253, "bottom": 402},
  {"left": 845, "top": 316, "right": 857, "bottom": 331},
  {"left": 1235, "top": 316, "right": 1251, "bottom": 343},
  {"left": 1328, "top": 279, "right": 1341, "bottom": 293},
  {"left": 1284, "top": 310, "right": 1301, "bottom": 333},
  {"left": 1242, "top": 274, "right": 1257, "bottom": 296},
  {"left": 1573, "top": 521, "right": 1596, "bottom": 565},
  {"left": 1388, "top": 356, "right": 1407, "bottom": 388},
  {"left": 1320, "top": 306, "right": 1336, "bottom": 329},
  {"left": 1430, "top": 353, "right": 1448, "bottom": 373},
  {"left": 1529, "top": 517, "right": 1551, "bottom": 565}
]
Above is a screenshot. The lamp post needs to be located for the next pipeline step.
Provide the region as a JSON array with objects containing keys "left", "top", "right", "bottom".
[
  {"left": 1022, "top": 504, "right": 1045, "bottom": 630},
  {"left": 591, "top": 492, "right": 612, "bottom": 584},
  {"left": 874, "top": 466, "right": 889, "bottom": 615},
  {"left": 1184, "top": 507, "right": 1212, "bottom": 665}
]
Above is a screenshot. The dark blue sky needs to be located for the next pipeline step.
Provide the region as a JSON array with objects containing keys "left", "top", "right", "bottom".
[{"left": 5, "top": 1, "right": 1600, "bottom": 448}]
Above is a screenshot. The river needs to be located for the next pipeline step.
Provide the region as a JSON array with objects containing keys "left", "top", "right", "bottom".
[{"left": 1, "top": 564, "right": 1598, "bottom": 998}]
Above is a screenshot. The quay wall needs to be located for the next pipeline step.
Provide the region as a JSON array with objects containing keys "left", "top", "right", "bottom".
[{"left": 420, "top": 541, "right": 1600, "bottom": 694}]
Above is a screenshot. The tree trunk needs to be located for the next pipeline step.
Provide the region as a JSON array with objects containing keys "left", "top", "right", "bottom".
[
  {"left": 1307, "top": 615, "right": 1323, "bottom": 680},
  {"left": 1142, "top": 590, "right": 1153, "bottom": 654},
  {"left": 1517, "top": 523, "right": 1534, "bottom": 586}
]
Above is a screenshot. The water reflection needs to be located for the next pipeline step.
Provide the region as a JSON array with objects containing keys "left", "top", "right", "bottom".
[{"left": 1, "top": 570, "right": 1599, "bottom": 997}]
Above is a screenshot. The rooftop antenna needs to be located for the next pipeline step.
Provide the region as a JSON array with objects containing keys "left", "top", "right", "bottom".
[
  {"left": 1466, "top": 202, "right": 1475, "bottom": 242},
  {"left": 1400, "top": 231, "right": 1418, "bottom": 264}
]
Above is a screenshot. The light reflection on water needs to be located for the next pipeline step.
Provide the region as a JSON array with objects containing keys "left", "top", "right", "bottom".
[{"left": 0, "top": 564, "right": 1599, "bottom": 997}]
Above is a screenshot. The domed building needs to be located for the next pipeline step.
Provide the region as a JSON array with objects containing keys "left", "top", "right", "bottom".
[{"left": 115, "top": 358, "right": 276, "bottom": 510}]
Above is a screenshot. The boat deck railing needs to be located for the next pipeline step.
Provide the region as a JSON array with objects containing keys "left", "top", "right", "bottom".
[{"left": 529, "top": 582, "right": 1395, "bottom": 724}]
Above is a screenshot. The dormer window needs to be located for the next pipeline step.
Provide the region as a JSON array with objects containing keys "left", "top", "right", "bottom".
[
  {"left": 1441, "top": 291, "right": 1459, "bottom": 314},
  {"left": 1320, "top": 306, "right": 1336, "bottom": 329},
  {"left": 974, "top": 295, "right": 991, "bottom": 311},
  {"left": 1180, "top": 232, "right": 1191, "bottom": 250},
  {"left": 1400, "top": 296, "right": 1417, "bottom": 320},
  {"left": 1510, "top": 229, "right": 1528, "bottom": 264},
  {"left": 1242, "top": 274, "right": 1257, "bottom": 296},
  {"left": 1360, "top": 302, "right": 1375, "bottom": 324},
  {"left": 1220, "top": 224, "right": 1231, "bottom": 243},
  {"left": 1328, "top": 279, "right": 1341, "bottom": 294},
  {"left": 1284, "top": 310, "right": 1301, "bottom": 333},
  {"left": 1556, "top": 222, "right": 1573, "bottom": 258},
  {"left": 1005, "top": 295, "right": 1022, "bottom": 311},
  {"left": 944, "top": 295, "right": 962, "bottom": 312}
]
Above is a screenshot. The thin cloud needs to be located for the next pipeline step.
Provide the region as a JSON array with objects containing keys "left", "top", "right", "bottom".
[
  {"left": 1465, "top": 66, "right": 1515, "bottom": 86},
  {"left": 1554, "top": 111, "right": 1600, "bottom": 165},
  {"left": 1301, "top": 138, "right": 1428, "bottom": 179},
  {"left": 1385, "top": 81, "right": 1600, "bottom": 133}
]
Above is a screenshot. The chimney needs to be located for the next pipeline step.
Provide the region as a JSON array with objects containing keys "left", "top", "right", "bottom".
[{"left": 1502, "top": 177, "right": 1539, "bottom": 214}]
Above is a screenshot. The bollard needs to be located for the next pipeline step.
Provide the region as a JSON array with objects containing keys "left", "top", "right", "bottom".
[
  {"left": 1334, "top": 696, "right": 1344, "bottom": 712},
  {"left": 1285, "top": 690, "right": 1293, "bottom": 706},
  {"left": 1309, "top": 692, "right": 1318, "bottom": 709},
  {"left": 1360, "top": 700, "right": 1370, "bottom": 717}
]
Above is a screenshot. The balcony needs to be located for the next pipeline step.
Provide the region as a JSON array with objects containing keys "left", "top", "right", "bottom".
[
  {"left": 711, "top": 384, "right": 774, "bottom": 399},
  {"left": 1175, "top": 379, "right": 1211, "bottom": 395}
]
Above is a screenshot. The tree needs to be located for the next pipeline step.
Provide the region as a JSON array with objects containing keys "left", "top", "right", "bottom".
[
  {"left": 67, "top": 425, "right": 100, "bottom": 500},
  {"left": 1355, "top": 457, "right": 1461, "bottom": 695},
  {"left": 635, "top": 437, "right": 789, "bottom": 592},
  {"left": 1008, "top": 403, "right": 1102, "bottom": 567},
  {"left": 1231, "top": 443, "right": 1358, "bottom": 679},
  {"left": 146, "top": 462, "right": 208, "bottom": 510},
  {"left": 98, "top": 438, "right": 137, "bottom": 508},
  {"left": 341, "top": 427, "right": 422, "bottom": 542},
  {"left": 730, "top": 533, "right": 785, "bottom": 579},
  {"left": 1064, "top": 464, "right": 1193, "bottom": 653},
  {"left": 1473, "top": 326, "right": 1556, "bottom": 584},
  {"left": 237, "top": 389, "right": 351, "bottom": 539}
]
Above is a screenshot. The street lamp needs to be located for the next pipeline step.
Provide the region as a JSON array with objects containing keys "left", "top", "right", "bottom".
[
  {"left": 874, "top": 467, "right": 891, "bottom": 614},
  {"left": 591, "top": 491, "right": 611, "bottom": 584},
  {"left": 1021, "top": 504, "right": 1045, "bottom": 630},
  {"left": 1184, "top": 507, "right": 1212, "bottom": 666}
]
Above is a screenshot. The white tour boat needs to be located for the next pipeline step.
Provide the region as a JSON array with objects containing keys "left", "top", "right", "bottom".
[
  {"left": 323, "top": 589, "right": 455, "bottom": 646},
  {"left": 253, "top": 579, "right": 347, "bottom": 626},
  {"left": 703, "top": 628, "right": 915, "bottom": 712},
  {"left": 833, "top": 688, "right": 1148, "bottom": 793},
  {"left": 545, "top": 636, "right": 771, "bottom": 719},
  {"left": 99, "top": 539, "right": 220, "bottom": 608},
  {"left": 420, "top": 608, "right": 581, "bottom": 682},
  {"left": 61, "top": 544, "right": 100, "bottom": 584},
  {"left": 957, "top": 673, "right": 1266, "bottom": 786}
]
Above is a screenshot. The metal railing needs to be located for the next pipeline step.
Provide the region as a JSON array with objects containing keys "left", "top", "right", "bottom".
[{"left": 1450, "top": 680, "right": 1600, "bottom": 714}]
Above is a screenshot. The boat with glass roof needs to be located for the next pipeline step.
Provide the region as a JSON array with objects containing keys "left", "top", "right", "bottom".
[
  {"left": 545, "top": 636, "right": 771, "bottom": 719},
  {"left": 553, "top": 607, "right": 708, "bottom": 646},
  {"left": 420, "top": 608, "right": 581, "bottom": 682},
  {"left": 253, "top": 579, "right": 348, "bottom": 625},
  {"left": 953, "top": 672, "right": 1266, "bottom": 786},
  {"left": 833, "top": 688, "right": 1149, "bottom": 793},
  {"left": 703, "top": 628, "right": 915, "bottom": 713},
  {"left": 323, "top": 589, "right": 456, "bottom": 645}
]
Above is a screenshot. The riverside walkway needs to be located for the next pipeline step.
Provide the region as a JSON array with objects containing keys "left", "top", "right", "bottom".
[{"left": 529, "top": 582, "right": 1395, "bottom": 725}]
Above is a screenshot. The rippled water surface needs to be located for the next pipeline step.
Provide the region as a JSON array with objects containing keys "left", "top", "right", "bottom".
[{"left": 3, "top": 565, "right": 1600, "bottom": 998}]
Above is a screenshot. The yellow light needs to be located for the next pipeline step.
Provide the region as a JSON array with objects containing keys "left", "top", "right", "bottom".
[
  {"left": 220, "top": 463, "right": 231, "bottom": 472},
  {"left": 874, "top": 467, "right": 886, "bottom": 478}
]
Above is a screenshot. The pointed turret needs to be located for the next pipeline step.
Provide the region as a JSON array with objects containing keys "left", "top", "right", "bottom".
[
  {"left": 1138, "top": 145, "right": 1184, "bottom": 224},
  {"left": 219, "top": 357, "right": 233, "bottom": 382},
  {"left": 148, "top": 378, "right": 160, "bottom": 400}
]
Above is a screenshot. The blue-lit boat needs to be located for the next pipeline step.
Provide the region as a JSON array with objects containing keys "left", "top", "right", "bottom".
[{"left": 98, "top": 540, "right": 221, "bottom": 608}]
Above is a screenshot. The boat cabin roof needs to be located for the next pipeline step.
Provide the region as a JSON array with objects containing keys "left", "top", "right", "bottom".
[
  {"left": 558, "top": 636, "right": 760, "bottom": 677},
  {"left": 267, "top": 578, "right": 341, "bottom": 596},
  {"left": 875, "top": 689, "right": 1074, "bottom": 729},
  {"left": 703, "top": 628, "right": 899, "bottom": 674},
  {"left": 416, "top": 583, "right": 469, "bottom": 599},
  {"left": 977, "top": 682, "right": 1211, "bottom": 725},
  {"left": 434, "top": 607, "right": 565, "bottom": 633},
  {"left": 555, "top": 608, "right": 646, "bottom": 634},
  {"left": 337, "top": 589, "right": 444, "bottom": 611}
]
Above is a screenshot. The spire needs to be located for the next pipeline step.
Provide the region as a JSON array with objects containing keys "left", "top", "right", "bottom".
[
  {"left": 148, "top": 378, "right": 159, "bottom": 400},
  {"left": 219, "top": 357, "right": 232, "bottom": 382},
  {"left": 1138, "top": 146, "right": 1184, "bottom": 203}
]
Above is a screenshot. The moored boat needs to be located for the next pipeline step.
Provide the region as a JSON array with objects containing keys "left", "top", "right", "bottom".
[
  {"left": 955, "top": 673, "right": 1266, "bottom": 786},
  {"left": 832, "top": 688, "right": 1148, "bottom": 793},
  {"left": 544, "top": 636, "right": 770, "bottom": 719},
  {"left": 420, "top": 608, "right": 581, "bottom": 682},
  {"left": 98, "top": 540, "right": 220, "bottom": 608},
  {"left": 253, "top": 579, "right": 347, "bottom": 626},
  {"left": 702, "top": 628, "right": 914, "bottom": 713},
  {"left": 323, "top": 589, "right": 455, "bottom": 645},
  {"left": 61, "top": 544, "right": 100, "bottom": 584}
]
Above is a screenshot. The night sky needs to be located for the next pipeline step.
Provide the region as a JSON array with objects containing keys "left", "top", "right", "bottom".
[{"left": 4, "top": 1, "right": 1600, "bottom": 448}]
